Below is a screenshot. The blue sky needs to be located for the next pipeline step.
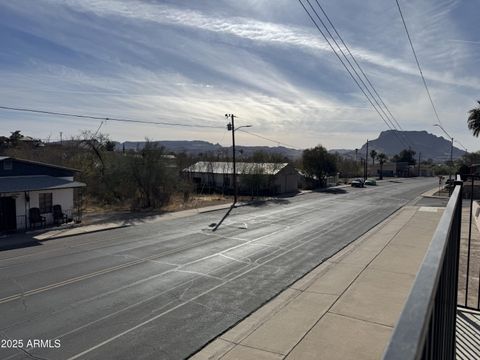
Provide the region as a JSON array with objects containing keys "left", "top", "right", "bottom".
[{"left": 0, "top": 0, "right": 479, "bottom": 151}]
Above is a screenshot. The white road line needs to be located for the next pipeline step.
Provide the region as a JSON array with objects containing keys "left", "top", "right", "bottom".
[{"left": 65, "top": 211, "right": 359, "bottom": 360}]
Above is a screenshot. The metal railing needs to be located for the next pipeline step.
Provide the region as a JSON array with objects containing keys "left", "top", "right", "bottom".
[
  {"left": 459, "top": 174, "right": 480, "bottom": 310},
  {"left": 15, "top": 208, "right": 78, "bottom": 232},
  {"left": 383, "top": 179, "right": 463, "bottom": 360}
]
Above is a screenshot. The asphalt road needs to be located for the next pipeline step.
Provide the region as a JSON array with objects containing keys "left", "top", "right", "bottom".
[{"left": 0, "top": 178, "right": 437, "bottom": 360}]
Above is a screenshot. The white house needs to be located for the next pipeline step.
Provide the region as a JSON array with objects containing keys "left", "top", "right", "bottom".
[
  {"left": 183, "top": 161, "right": 299, "bottom": 194},
  {"left": 0, "top": 156, "right": 86, "bottom": 232}
]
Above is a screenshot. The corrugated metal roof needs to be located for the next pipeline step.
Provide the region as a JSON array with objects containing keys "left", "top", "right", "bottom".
[
  {"left": 183, "top": 161, "right": 289, "bottom": 175},
  {"left": 0, "top": 175, "right": 86, "bottom": 193}
]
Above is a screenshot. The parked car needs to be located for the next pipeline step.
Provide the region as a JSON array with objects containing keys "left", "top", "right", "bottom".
[
  {"left": 351, "top": 179, "right": 365, "bottom": 188},
  {"left": 364, "top": 179, "right": 377, "bottom": 186}
]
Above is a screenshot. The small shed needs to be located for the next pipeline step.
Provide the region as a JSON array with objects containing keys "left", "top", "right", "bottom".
[
  {"left": 183, "top": 161, "right": 298, "bottom": 195},
  {"left": 0, "top": 157, "right": 86, "bottom": 232}
]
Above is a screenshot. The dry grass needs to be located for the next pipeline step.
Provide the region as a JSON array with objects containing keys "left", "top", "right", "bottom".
[
  {"left": 163, "top": 193, "right": 231, "bottom": 212},
  {"left": 82, "top": 193, "right": 259, "bottom": 216}
]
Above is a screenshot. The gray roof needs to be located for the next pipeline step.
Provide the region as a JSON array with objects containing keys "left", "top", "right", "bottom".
[
  {"left": 0, "top": 156, "right": 10, "bottom": 161},
  {"left": 0, "top": 175, "right": 86, "bottom": 193},
  {"left": 11, "top": 157, "right": 81, "bottom": 172},
  {"left": 183, "top": 161, "right": 289, "bottom": 175}
]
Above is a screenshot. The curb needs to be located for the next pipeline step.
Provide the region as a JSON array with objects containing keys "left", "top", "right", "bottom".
[
  {"left": 37, "top": 224, "right": 131, "bottom": 241},
  {"left": 187, "top": 201, "right": 411, "bottom": 359}
]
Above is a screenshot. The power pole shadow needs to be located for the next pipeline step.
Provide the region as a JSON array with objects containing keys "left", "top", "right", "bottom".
[{"left": 211, "top": 203, "right": 236, "bottom": 232}]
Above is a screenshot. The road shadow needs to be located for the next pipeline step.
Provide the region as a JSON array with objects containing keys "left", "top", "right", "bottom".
[
  {"left": 83, "top": 210, "right": 168, "bottom": 227},
  {"left": 248, "top": 198, "right": 291, "bottom": 207},
  {"left": 313, "top": 188, "right": 348, "bottom": 194},
  {"left": 0, "top": 233, "right": 43, "bottom": 252},
  {"left": 211, "top": 203, "right": 236, "bottom": 232}
]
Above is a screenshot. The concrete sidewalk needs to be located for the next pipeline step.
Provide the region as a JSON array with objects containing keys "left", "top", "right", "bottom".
[
  {"left": 191, "top": 205, "right": 444, "bottom": 360},
  {"left": 0, "top": 202, "right": 240, "bottom": 250},
  {"left": 8, "top": 202, "right": 238, "bottom": 245}
]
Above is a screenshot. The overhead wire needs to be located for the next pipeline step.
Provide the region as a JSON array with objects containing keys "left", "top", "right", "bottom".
[
  {"left": 308, "top": 1, "right": 402, "bottom": 136},
  {"left": 394, "top": 0, "right": 442, "bottom": 127},
  {"left": 298, "top": 0, "right": 411, "bottom": 150},
  {"left": 0, "top": 105, "right": 224, "bottom": 129},
  {"left": 0, "top": 104, "right": 301, "bottom": 149},
  {"left": 237, "top": 129, "right": 298, "bottom": 149},
  {"left": 313, "top": 0, "right": 414, "bottom": 149}
]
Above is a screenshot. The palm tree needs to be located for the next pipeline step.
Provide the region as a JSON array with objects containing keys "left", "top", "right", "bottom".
[
  {"left": 370, "top": 149, "right": 378, "bottom": 165},
  {"left": 467, "top": 100, "right": 480, "bottom": 137},
  {"left": 377, "top": 153, "right": 387, "bottom": 180}
]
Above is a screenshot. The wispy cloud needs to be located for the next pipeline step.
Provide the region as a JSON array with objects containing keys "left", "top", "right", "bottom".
[
  {"left": 0, "top": 0, "right": 478, "bottom": 150},
  {"left": 46, "top": 0, "right": 479, "bottom": 90}
]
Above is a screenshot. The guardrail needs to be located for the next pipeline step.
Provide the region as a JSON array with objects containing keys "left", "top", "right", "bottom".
[{"left": 383, "top": 178, "right": 463, "bottom": 360}]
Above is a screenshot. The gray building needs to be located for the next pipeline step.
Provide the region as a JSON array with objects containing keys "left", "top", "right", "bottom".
[{"left": 184, "top": 161, "right": 299, "bottom": 195}]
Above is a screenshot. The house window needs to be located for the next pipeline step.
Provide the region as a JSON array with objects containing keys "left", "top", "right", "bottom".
[
  {"left": 39, "top": 193, "right": 53, "bottom": 213},
  {"left": 3, "top": 159, "right": 12, "bottom": 170}
]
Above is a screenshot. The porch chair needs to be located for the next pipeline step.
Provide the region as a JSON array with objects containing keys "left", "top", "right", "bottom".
[
  {"left": 29, "top": 208, "right": 46, "bottom": 229},
  {"left": 53, "top": 205, "right": 68, "bottom": 225}
]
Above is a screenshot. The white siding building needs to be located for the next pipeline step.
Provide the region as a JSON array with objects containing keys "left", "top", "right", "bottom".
[
  {"left": 0, "top": 157, "right": 86, "bottom": 232},
  {"left": 183, "top": 161, "right": 299, "bottom": 195}
]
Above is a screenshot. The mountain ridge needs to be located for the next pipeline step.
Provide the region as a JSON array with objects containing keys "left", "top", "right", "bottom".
[{"left": 116, "top": 130, "right": 465, "bottom": 162}]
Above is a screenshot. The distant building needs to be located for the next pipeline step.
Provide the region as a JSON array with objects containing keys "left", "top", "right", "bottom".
[
  {"left": 368, "top": 162, "right": 397, "bottom": 177},
  {"left": 0, "top": 157, "right": 86, "bottom": 232},
  {"left": 183, "top": 161, "right": 298, "bottom": 195},
  {"left": 368, "top": 162, "right": 433, "bottom": 178}
]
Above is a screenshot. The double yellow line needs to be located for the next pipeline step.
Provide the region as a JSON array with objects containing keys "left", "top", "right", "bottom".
[{"left": 0, "top": 235, "right": 219, "bottom": 305}]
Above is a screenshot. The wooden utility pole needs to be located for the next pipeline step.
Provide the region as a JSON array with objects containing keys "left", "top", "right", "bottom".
[
  {"left": 226, "top": 114, "right": 237, "bottom": 204},
  {"left": 364, "top": 140, "right": 369, "bottom": 180},
  {"left": 418, "top": 152, "right": 421, "bottom": 177}
]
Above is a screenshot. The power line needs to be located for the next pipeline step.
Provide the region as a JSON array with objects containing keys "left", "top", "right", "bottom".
[
  {"left": 305, "top": 0, "right": 413, "bottom": 149},
  {"left": 0, "top": 104, "right": 301, "bottom": 149},
  {"left": 297, "top": 0, "right": 411, "bottom": 150},
  {"left": 395, "top": 0, "right": 442, "bottom": 127},
  {"left": 313, "top": 0, "right": 414, "bottom": 149},
  {"left": 310, "top": 1, "right": 401, "bottom": 135},
  {"left": 0, "top": 105, "right": 224, "bottom": 129},
  {"left": 237, "top": 129, "right": 298, "bottom": 149},
  {"left": 454, "top": 139, "right": 468, "bottom": 152}
]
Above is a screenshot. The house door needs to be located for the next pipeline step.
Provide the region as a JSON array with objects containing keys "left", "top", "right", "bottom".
[{"left": 0, "top": 197, "right": 17, "bottom": 232}]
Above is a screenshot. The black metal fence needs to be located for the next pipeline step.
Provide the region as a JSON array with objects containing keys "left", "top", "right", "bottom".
[
  {"left": 14, "top": 208, "right": 78, "bottom": 232},
  {"left": 383, "top": 179, "right": 463, "bottom": 360},
  {"left": 458, "top": 175, "right": 480, "bottom": 311}
]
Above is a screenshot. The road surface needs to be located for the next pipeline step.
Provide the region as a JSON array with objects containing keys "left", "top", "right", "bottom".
[{"left": 0, "top": 178, "right": 436, "bottom": 359}]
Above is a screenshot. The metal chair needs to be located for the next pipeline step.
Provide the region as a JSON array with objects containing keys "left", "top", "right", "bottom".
[
  {"left": 53, "top": 205, "right": 68, "bottom": 225},
  {"left": 29, "top": 207, "right": 46, "bottom": 229}
]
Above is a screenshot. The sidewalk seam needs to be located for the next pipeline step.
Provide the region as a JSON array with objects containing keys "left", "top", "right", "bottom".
[
  {"left": 281, "top": 207, "right": 418, "bottom": 359},
  {"left": 327, "top": 311, "right": 394, "bottom": 329},
  {"left": 189, "top": 202, "right": 421, "bottom": 359}
]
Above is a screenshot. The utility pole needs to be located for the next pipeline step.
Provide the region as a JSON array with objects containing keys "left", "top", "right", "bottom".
[
  {"left": 418, "top": 152, "right": 421, "bottom": 177},
  {"left": 226, "top": 114, "right": 237, "bottom": 204},
  {"left": 60, "top": 132, "right": 63, "bottom": 145},
  {"left": 450, "top": 137, "right": 454, "bottom": 180},
  {"left": 434, "top": 123, "right": 454, "bottom": 181},
  {"left": 355, "top": 148, "right": 359, "bottom": 177},
  {"left": 364, "top": 140, "right": 369, "bottom": 181},
  {"left": 225, "top": 115, "right": 252, "bottom": 204}
]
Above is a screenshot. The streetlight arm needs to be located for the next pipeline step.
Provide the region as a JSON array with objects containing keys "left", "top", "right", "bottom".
[{"left": 235, "top": 125, "right": 252, "bottom": 131}]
